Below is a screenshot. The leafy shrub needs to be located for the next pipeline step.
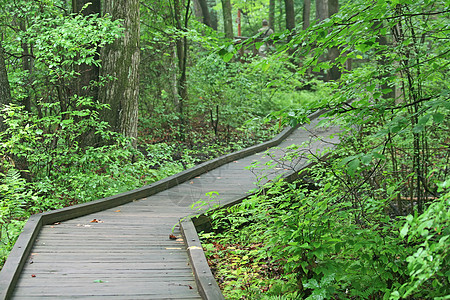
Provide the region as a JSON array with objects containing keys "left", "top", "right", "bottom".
[{"left": 0, "top": 168, "right": 33, "bottom": 267}]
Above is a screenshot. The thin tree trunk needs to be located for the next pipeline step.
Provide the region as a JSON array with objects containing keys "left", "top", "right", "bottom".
[
  {"left": 173, "top": 0, "right": 191, "bottom": 140},
  {"left": 99, "top": 0, "right": 140, "bottom": 144},
  {"left": 302, "top": 0, "right": 310, "bottom": 30},
  {"left": 193, "top": 0, "right": 203, "bottom": 22},
  {"left": 208, "top": 0, "right": 218, "bottom": 30},
  {"left": 269, "top": 0, "right": 275, "bottom": 32},
  {"left": 19, "top": 22, "right": 32, "bottom": 112},
  {"left": 0, "top": 41, "right": 11, "bottom": 132},
  {"left": 316, "top": 0, "right": 328, "bottom": 22},
  {"left": 284, "top": 0, "right": 295, "bottom": 31},
  {"left": 221, "top": 0, "right": 233, "bottom": 39},
  {"left": 327, "top": 0, "right": 340, "bottom": 81},
  {"left": 198, "top": 0, "right": 212, "bottom": 27},
  {"left": 374, "top": 20, "right": 395, "bottom": 100}
]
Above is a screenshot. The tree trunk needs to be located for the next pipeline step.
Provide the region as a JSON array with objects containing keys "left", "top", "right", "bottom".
[
  {"left": 72, "top": 0, "right": 101, "bottom": 101},
  {"left": 99, "top": 0, "right": 140, "bottom": 144},
  {"left": 198, "top": 0, "right": 212, "bottom": 28},
  {"left": 0, "top": 41, "right": 11, "bottom": 132},
  {"left": 302, "top": 0, "right": 310, "bottom": 30},
  {"left": 193, "top": 0, "right": 203, "bottom": 22},
  {"left": 269, "top": 0, "right": 275, "bottom": 32},
  {"left": 374, "top": 20, "right": 395, "bottom": 100},
  {"left": 316, "top": 0, "right": 328, "bottom": 22},
  {"left": 284, "top": 0, "right": 295, "bottom": 31},
  {"left": 221, "top": 0, "right": 233, "bottom": 39},
  {"left": 207, "top": 0, "right": 218, "bottom": 30},
  {"left": 173, "top": 0, "right": 191, "bottom": 140},
  {"left": 19, "top": 22, "right": 32, "bottom": 112},
  {"left": 327, "top": 0, "right": 340, "bottom": 81}
]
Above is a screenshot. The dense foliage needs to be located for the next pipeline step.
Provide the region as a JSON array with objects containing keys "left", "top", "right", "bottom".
[{"left": 200, "top": 0, "right": 450, "bottom": 299}]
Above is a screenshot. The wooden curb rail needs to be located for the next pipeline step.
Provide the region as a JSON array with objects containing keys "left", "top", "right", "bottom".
[{"left": 0, "top": 109, "right": 327, "bottom": 299}]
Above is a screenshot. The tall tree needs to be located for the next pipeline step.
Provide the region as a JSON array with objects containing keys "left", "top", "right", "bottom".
[
  {"left": 197, "top": 0, "right": 212, "bottom": 28},
  {"left": 193, "top": 0, "right": 212, "bottom": 28},
  {"left": 221, "top": 0, "right": 233, "bottom": 39},
  {"left": 284, "top": 0, "right": 295, "bottom": 31},
  {"left": 0, "top": 41, "right": 11, "bottom": 132},
  {"left": 173, "top": 0, "right": 191, "bottom": 140},
  {"left": 277, "top": 0, "right": 283, "bottom": 31},
  {"left": 207, "top": 0, "right": 218, "bottom": 30},
  {"left": 269, "top": 0, "right": 275, "bottom": 32},
  {"left": 327, "top": 0, "right": 340, "bottom": 81},
  {"left": 315, "top": 0, "right": 328, "bottom": 22},
  {"left": 19, "top": 22, "right": 32, "bottom": 112},
  {"left": 302, "top": 0, "right": 310, "bottom": 30},
  {"left": 193, "top": 0, "right": 203, "bottom": 21},
  {"left": 99, "top": 0, "right": 140, "bottom": 143}
]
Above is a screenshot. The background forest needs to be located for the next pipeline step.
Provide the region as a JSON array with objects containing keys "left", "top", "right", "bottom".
[{"left": 0, "top": 0, "right": 449, "bottom": 299}]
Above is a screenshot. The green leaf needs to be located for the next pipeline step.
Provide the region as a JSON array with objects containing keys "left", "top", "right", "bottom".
[
  {"left": 222, "top": 52, "right": 233, "bottom": 63},
  {"left": 432, "top": 113, "right": 444, "bottom": 123},
  {"left": 347, "top": 158, "right": 360, "bottom": 176},
  {"left": 93, "top": 279, "right": 108, "bottom": 283},
  {"left": 361, "top": 154, "right": 372, "bottom": 165},
  {"left": 400, "top": 223, "right": 409, "bottom": 238},
  {"left": 418, "top": 114, "right": 430, "bottom": 126},
  {"left": 412, "top": 124, "right": 424, "bottom": 133}
]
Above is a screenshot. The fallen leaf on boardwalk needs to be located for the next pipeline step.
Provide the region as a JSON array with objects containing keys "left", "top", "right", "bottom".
[
  {"left": 188, "top": 285, "right": 193, "bottom": 289},
  {"left": 169, "top": 234, "right": 177, "bottom": 240},
  {"left": 90, "top": 219, "right": 103, "bottom": 223},
  {"left": 189, "top": 181, "right": 194, "bottom": 184},
  {"left": 114, "top": 210, "right": 121, "bottom": 212},
  {"left": 93, "top": 279, "right": 108, "bottom": 283},
  {"left": 31, "top": 274, "right": 36, "bottom": 278}
]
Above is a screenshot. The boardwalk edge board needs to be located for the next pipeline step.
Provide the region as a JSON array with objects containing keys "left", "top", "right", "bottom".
[
  {"left": 180, "top": 219, "right": 226, "bottom": 300},
  {"left": 0, "top": 109, "right": 327, "bottom": 300}
]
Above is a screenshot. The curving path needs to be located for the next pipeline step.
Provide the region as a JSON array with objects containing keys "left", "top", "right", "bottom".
[{"left": 0, "top": 114, "right": 340, "bottom": 299}]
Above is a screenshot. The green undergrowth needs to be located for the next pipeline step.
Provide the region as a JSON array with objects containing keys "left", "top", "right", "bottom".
[
  {"left": 0, "top": 97, "right": 285, "bottom": 270},
  {"left": 200, "top": 167, "right": 450, "bottom": 299}
]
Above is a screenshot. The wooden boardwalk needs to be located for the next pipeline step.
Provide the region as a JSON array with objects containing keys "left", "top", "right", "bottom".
[{"left": 2, "top": 115, "right": 340, "bottom": 299}]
